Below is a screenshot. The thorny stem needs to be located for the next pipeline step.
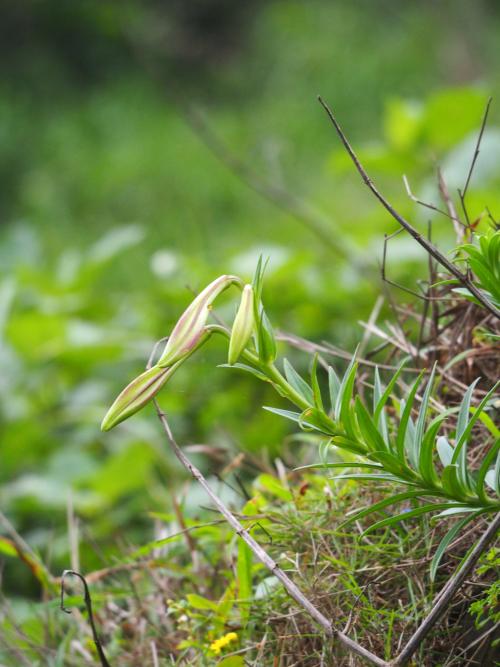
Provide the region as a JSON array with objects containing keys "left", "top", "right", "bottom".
[{"left": 317, "top": 96, "right": 500, "bottom": 320}]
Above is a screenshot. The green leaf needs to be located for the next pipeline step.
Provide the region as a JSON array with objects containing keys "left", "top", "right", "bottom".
[
  {"left": 367, "top": 450, "right": 412, "bottom": 477},
  {"left": 328, "top": 366, "right": 341, "bottom": 417},
  {"left": 330, "top": 435, "right": 368, "bottom": 456},
  {"left": 340, "top": 490, "right": 438, "bottom": 529},
  {"left": 186, "top": 593, "right": 218, "bottom": 611},
  {"left": 310, "top": 354, "right": 324, "bottom": 411},
  {"left": 441, "top": 464, "right": 468, "bottom": 500},
  {"left": 329, "top": 473, "right": 418, "bottom": 486},
  {"left": 430, "top": 510, "right": 485, "bottom": 581},
  {"left": 437, "top": 436, "right": 454, "bottom": 467},
  {"left": 454, "top": 378, "right": 481, "bottom": 491},
  {"left": 362, "top": 502, "right": 470, "bottom": 536},
  {"left": 494, "top": 449, "right": 500, "bottom": 497},
  {"left": 396, "top": 371, "right": 424, "bottom": 463},
  {"left": 355, "top": 397, "right": 388, "bottom": 453},
  {"left": 218, "top": 657, "right": 245, "bottom": 667},
  {"left": 418, "top": 415, "right": 446, "bottom": 487},
  {"left": 453, "top": 383, "right": 499, "bottom": 471},
  {"left": 264, "top": 406, "right": 317, "bottom": 431},
  {"left": 219, "top": 363, "right": 271, "bottom": 383},
  {"left": 373, "top": 367, "right": 388, "bottom": 445},
  {"left": 373, "top": 361, "right": 407, "bottom": 444},
  {"left": 257, "top": 307, "right": 277, "bottom": 364},
  {"left": 477, "top": 439, "right": 500, "bottom": 503},
  {"left": 338, "top": 354, "right": 359, "bottom": 441},
  {"left": 236, "top": 538, "right": 252, "bottom": 625},
  {"left": 295, "top": 462, "right": 383, "bottom": 472},
  {"left": 283, "top": 359, "right": 314, "bottom": 405},
  {"left": 252, "top": 255, "right": 268, "bottom": 304},
  {"left": 298, "top": 407, "right": 337, "bottom": 435},
  {"left": 413, "top": 364, "right": 436, "bottom": 464}
]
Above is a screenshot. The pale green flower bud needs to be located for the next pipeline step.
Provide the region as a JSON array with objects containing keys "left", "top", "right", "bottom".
[
  {"left": 101, "top": 362, "right": 181, "bottom": 432},
  {"left": 158, "top": 274, "right": 241, "bottom": 368},
  {"left": 228, "top": 284, "right": 255, "bottom": 365}
]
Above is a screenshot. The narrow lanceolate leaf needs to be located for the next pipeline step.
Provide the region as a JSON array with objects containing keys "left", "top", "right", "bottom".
[
  {"left": 340, "top": 490, "right": 438, "bottom": 529},
  {"left": 263, "top": 406, "right": 315, "bottom": 429},
  {"left": 228, "top": 284, "right": 255, "bottom": 365},
  {"left": 373, "top": 367, "right": 388, "bottom": 446},
  {"left": 452, "top": 382, "right": 499, "bottom": 470},
  {"left": 256, "top": 307, "right": 277, "bottom": 364},
  {"left": 477, "top": 438, "right": 500, "bottom": 503},
  {"left": 413, "top": 364, "right": 436, "bottom": 464},
  {"left": 355, "top": 397, "right": 388, "bottom": 454},
  {"left": 453, "top": 378, "right": 480, "bottom": 492},
  {"left": 437, "top": 436, "right": 454, "bottom": 468},
  {"left": 418, "top": 415, "right": 446, "bottom": 487},
  {"left": 251, "top": 255, "right": 268, "bottom": 304},
  {"left": 494, "top": 448, "right": 500, "bottom": 497},
  {"left": 158, "top": 274, "right": 240, "bottom": 367},
  {"left": 101, "top": 362, "right": 181, "bottom": 431},
  {"left": 430, "top": 510, "right": 486, "bottom": 581},
  {"left": 396, "top": 371, "right": 424, "bottom": 464},
  {"left": 441, "top": 464, "right": 468, "bottom": 501},
  {"left": 284, "top": 359, "right": 314, "bottom": 405},
  {"left": 294, "top": 462, "right": 383, "bottom": 472},
  {"left": 338, "top": 355, "right": 359, "bottom": 441},
  {"left": 361, "top": 502, "right": 470, "bottom": 536},
  {"left": 310, "top": 355, "right": 324, "bottom": 411},
  {"left": 328, "top": 366, "right": 341, "bottom": 418}
]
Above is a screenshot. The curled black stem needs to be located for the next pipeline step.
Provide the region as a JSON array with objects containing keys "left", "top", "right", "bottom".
[{"left": 61, "top": 569, "right": 111, "bottom": 667}]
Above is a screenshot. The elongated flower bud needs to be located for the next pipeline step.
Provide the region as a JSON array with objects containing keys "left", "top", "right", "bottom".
[
  {"left": 228, "top": 284, "right": 255, "bottom": 365},
  {"left": 101, "top": 362, "right": 181, "bottom": 431},
  {"left": 158, "top": 274, "right": 241, "bottom": 368}
]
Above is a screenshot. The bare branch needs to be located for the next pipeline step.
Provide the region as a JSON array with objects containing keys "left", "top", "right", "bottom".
[
  {"left": 392, "top": 512, "right": 500, "bottom": 666},
  {"left": 437, "top": 168, "right": 464, "bottom": 242},
  {"left": 317, "top": 96, "right": 500, "bottom": 320},
  {"left": 403, "top": 174, "right": 459, "bottom": 225},
  {"left": 458, "top": 97, "right": 493, "bottom": 224}
]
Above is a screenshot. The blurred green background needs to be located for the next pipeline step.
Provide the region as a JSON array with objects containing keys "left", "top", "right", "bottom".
[{"left": 1, "top": 0, "right": 500, "bottom": 601}]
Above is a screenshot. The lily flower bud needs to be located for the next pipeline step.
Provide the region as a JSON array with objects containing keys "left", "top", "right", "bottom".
[
  {"left": 228, "top": 284, "right": 255, "bottom": 365},
  {"left": 158, "top": 274, "right": 241, "bottom": 368},
  {"left": 101, "top": 362, "right": 181, "bottom": 432}
]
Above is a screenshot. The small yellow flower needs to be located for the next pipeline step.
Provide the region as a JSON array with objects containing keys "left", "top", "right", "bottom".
[{"left": 209, "top": 631, "right": 238, "bottom": 655}]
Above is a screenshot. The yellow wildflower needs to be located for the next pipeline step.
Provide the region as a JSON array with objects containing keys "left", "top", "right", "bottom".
[{"left": 209, "top": 631, "right": 238, "bottom": 655}]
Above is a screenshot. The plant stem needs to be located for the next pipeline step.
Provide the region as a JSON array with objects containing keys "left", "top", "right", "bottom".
[
  {"left": 153, "top": 399, "right": 389, "bottom": 667},
  {"left": 391, "top": 511, "right": 500, "bottom": 666}
]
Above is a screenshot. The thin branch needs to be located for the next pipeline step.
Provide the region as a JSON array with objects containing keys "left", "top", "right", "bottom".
[
  {"left": 153, "top": 402, "right": 388, "bottom": 666},
  {"left": 437, "top": 168, "right": 463, "bottom": 242},
  {"left": 317, "top": 96, "right": 500, "bottom": 320},
  {"left": 60, "top": 570, "right": 111, "bottom": 667},
  {"left": 403, "top": 174, "right": 459, "bottom": 225},
  {"left": 145, "top": 337, "right": 387, "bottom": 666},
  {"left": 392, "top": 512, "right": 500, "bottom": 666},
  {"left": 458, "top": 97, "right": 493, "bottom": 225}
]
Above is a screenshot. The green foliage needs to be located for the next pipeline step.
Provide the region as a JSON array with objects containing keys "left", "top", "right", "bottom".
[
  {"left": 452, "top": 228, "right": 500, "bottom": 310},
  {"left": 101, "top": 260, "right": 499, "bottom": 588},
  {"left": 469, "top": 547, "right": 500, "bottom": 639}
]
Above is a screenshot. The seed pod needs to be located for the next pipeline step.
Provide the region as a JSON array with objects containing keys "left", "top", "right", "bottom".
[
  {"left": 158, "top": 274, "right": 240, "bottom": 368},
  {"left": 228, "top": 284, "right": 255, "bottom": 365}
]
